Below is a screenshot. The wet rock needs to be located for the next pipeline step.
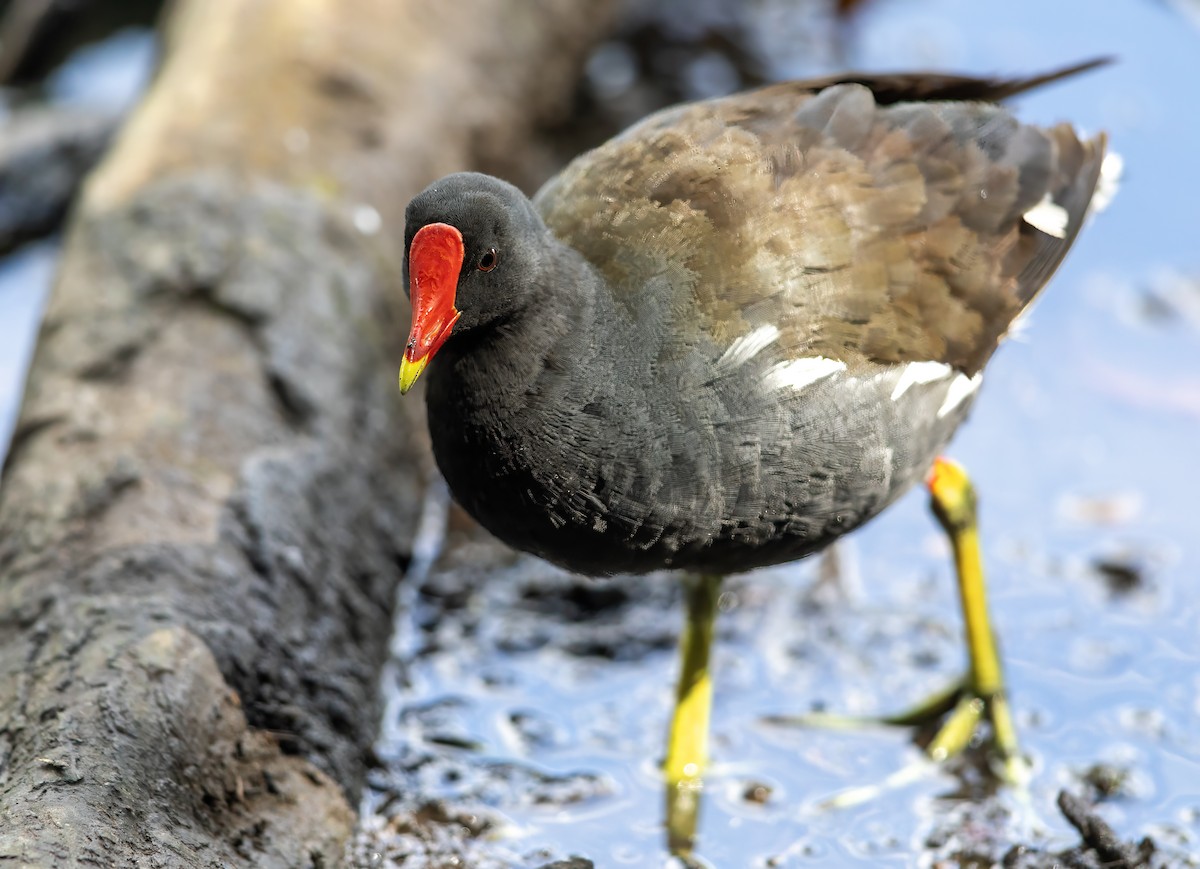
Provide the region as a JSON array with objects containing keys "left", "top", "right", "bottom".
[
  {"left": 1092, "top": 552, "right": 1151, "bottom": 596},
  {"left": 0, "top": 106, "right": 116, "bottom": 255},
  {"left": 742, "top": 781, "right": 773, "bottom": 804},
  {"left": 1080, "top": 762, "right": 1134, "bottom": 800},
  {"left": 999, "top": 791, "right": 1161, "bottom": 869},
  {"left": 1057, "top": 790, "right": 1155, "bottom": 869}
]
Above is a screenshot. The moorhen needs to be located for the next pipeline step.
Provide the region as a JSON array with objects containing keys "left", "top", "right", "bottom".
[{"left": 398, "top": 60, "right": 1112, "bottom": 832}]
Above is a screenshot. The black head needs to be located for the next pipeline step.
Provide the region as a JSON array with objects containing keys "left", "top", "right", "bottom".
[
  {"left": 401, "top": 174, "right": 552, "bottom": 385},
  {"left": 407, "top": 172, "right": 548, "bottom": 320}
]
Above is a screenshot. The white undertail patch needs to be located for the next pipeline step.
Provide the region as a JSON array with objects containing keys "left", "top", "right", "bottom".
[
  {"left": 890, "top": 361, "right": 953, "bottom": 400},
  {"left": 1004, "top": 305, "right": 1034, "bottom": 343},
  {"left": 1090, "top": 151, "right": 1123, "bottom": 216},
  {"left": 1023, "top": 193, "right": 1070, "bottom": 239},
  {"left": 764, "top": 356, "right": 846, "bottom": 391},
  {"left": 938, "top": 372, "right": 982, "bottom": 418},
  {"left": 718, "top": 324, "right": 780, "bottom": 369}
]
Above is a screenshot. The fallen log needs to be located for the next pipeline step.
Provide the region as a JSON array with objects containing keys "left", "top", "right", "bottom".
[{"left": 0, "top": 0, "right": 613, "bottom": 864}]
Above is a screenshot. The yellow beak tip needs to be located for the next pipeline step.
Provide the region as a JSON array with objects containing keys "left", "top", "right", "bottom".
[{"left": 399, "top": 356, "right": 429, "bottom": 395}]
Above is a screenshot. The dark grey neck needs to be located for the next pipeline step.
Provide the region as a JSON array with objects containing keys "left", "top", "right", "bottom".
[
  {"left": 425, "top": 244, "right": 620, "bottom": 436},
  {"left": 423, "top": 242, "right": 704, "bottom": 574},
  {"left": 423, "top": 236, "right": 650, "bottom": 522}
]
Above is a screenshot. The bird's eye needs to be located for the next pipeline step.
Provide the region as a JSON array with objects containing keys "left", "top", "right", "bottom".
[{"left": 477, "top": 248, "right": 498, "bottom": 272}]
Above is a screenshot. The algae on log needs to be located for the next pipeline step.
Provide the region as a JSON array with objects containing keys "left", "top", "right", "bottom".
[{"left": 0, "top": 0, "right": 613, "bottom": 864}]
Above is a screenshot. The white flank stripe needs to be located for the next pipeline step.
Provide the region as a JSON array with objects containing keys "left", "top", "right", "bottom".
[
  {"left": 890, "top": 361, "right": 953, "bottom": 401},
  {"left": 938, "top": 372, "right": 982, "bottom": 418},
  {"left": 718, "top": 324, "right": 780, "bottom": 368},
  {"left": 764, "top": 356, "right": 846, "bottom": 391},
  {"left": 1023, "top": 193, "right": 1069, "bottom": 239}
]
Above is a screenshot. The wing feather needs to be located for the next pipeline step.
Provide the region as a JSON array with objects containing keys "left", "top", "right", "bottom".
[{"left": 534, "top": 74, "right": 1106, "bottom": 374}]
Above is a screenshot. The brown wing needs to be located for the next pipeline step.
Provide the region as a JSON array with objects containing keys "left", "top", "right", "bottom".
[{"left": 533, "top": 71, "right": 1107, "bottom": 375}]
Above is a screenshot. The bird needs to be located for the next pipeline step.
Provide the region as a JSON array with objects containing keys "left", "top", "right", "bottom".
[{"left": 397, "top": 59, "right": 1112, "bottom": 852}]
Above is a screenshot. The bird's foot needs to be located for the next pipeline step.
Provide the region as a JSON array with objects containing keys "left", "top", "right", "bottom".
[
  {"left": 765, "top": 675, "right": 1028, "bottom": 786},
  {"left": 882, "top": 675, "right": 1028, "bottom": 785}
]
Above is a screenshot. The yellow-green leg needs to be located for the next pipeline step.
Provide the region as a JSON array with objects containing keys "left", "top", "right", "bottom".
[
  {"left": 664, "top": 572, "right": 721, "bottom": 857},
  {"left": 767, "top": 458, "right": 1025, "bottom": 784},
  {"left": 919, "top": 457, "right": 1023, "bottom": 781}
]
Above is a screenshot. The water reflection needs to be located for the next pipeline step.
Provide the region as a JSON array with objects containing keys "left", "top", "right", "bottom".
[
  {"left": 0, "top": 240, "right": 56, "bottom": 457},
  {"left": 46, "top": 29, "right": 156, "bottom": 110}
]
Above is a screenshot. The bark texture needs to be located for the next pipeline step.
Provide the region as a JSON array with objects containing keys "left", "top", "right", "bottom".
[{"left": 0, "top": 0, "right": 614, "bottom": 865}]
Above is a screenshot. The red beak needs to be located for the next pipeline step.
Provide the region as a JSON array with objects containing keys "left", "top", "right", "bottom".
[{"left": 400, "top": 222, "right": 464, "bottom": 394}]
